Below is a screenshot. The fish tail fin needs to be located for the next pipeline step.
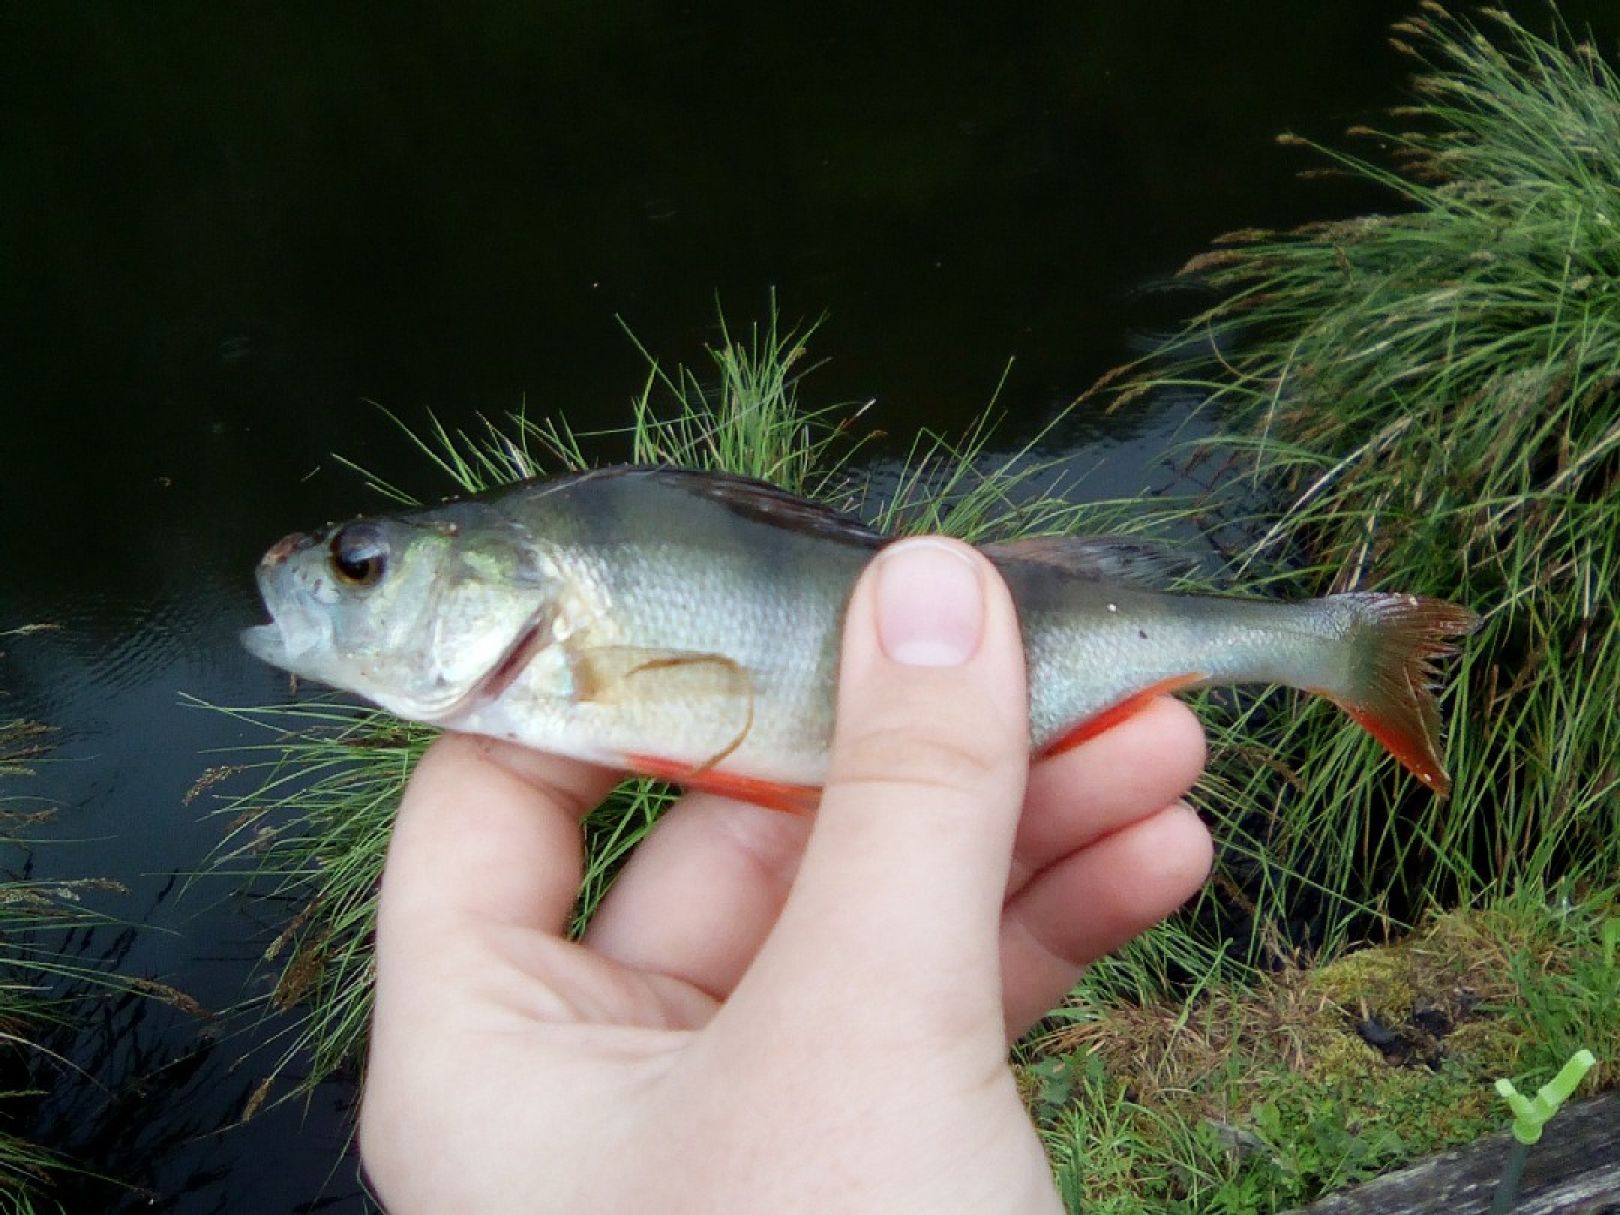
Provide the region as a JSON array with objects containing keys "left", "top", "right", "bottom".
[{"left": 1312, "top": 593, "right": 1479, "bottom": 796}]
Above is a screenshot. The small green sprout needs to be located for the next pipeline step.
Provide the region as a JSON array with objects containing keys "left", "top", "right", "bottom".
[
  {"left": 1490, "top": 1049, "right": 1597, "bottom": 1214},
  {"left": 1494, "top": 1049, "right": 1596, "bottom": 1146}
]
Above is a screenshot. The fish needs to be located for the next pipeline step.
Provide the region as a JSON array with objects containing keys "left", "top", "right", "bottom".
[{"left": 242, "top": 465, "right": 1480, "bottom": 811}]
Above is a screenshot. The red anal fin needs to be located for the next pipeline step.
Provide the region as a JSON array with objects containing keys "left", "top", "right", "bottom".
[
  {"left": 625, "top": 753, "right": 821, "bottom": 816},
  {"left": 1316, "top": 694, "right": 1451, "bottom": 797},
  {"left": 1040, "top": 673, "right": 1208, "bottom": 759}
]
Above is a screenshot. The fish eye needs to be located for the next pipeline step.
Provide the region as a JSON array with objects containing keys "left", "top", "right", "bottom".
[{"left": 328, "top": 523, "right": 389, "bottom": 588}]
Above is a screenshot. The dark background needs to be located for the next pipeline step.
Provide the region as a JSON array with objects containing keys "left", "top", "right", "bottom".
[{"left": 2, "top": 4, "right": 1603, "bottom": 1210}]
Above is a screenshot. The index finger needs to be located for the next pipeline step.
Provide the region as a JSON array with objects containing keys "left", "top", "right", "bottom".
[{"left": 379, "top": 734, "right": 617, "bottom": 948}]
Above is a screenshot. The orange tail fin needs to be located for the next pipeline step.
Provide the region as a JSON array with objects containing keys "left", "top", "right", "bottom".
[{"left": 1314, "top": 593, "right": 1479, "bottom": 796}]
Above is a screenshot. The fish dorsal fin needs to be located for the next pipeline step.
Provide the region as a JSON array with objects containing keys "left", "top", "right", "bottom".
[
  {"left": 657, "top": 467, "right": 883, "bottom": 546},
  {"left": 493, "top": 465, "right": 885, "bottom": 548},
  {"left": 982, "top": 534, "right": 1195, "bottom": 588}
]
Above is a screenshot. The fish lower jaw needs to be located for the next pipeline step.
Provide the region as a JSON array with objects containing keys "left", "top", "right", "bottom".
[
  {"left": 240, "top": 623, "right": 290, "bottom": 668},
  {"left": 239, "top": 616, "right": 339, "bottom": 683}
]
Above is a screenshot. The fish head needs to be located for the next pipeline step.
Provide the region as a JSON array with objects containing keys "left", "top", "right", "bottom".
[{"left": 242, "top": 513, "right": 556, "bottom": 721}]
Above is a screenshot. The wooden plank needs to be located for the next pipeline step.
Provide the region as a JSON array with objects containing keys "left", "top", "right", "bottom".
[{"left": 1293, "top": 1092, "right": 1620, "bottom": 1215}]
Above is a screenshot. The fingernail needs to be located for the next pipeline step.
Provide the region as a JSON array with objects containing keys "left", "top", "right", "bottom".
[{"left": 875, "top": 539, "right": 985, "bottom": 667}]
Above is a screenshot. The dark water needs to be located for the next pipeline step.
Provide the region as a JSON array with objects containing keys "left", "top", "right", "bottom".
[{"left": 1, "top": 4, "right": 1599, "bottom": 1210}]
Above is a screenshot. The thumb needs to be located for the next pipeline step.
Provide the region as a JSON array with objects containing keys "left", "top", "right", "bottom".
[{"left": 746, "top": 537, "right": 1030, "bottom": 1030}]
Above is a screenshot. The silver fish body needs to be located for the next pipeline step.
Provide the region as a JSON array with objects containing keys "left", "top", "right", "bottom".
[{"left": 244, "top": 467, "right": 1477, "bottom": 804}]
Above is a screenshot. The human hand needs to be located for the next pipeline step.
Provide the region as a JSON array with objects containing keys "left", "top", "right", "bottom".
[{"left": 359, "top": 537, "right": 1212, "bottom": 1214}]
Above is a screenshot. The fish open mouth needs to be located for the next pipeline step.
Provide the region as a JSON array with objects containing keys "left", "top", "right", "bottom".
[
  {"left": 239, "top": 579, "right": 335, "bottom": 676},
  {"left": 240, "top": 554, "right": 338, "bottom": 676},
  {"left": 239, "top": 614, "right": 332, "bottom": 676},
  {"left": 241, "top": 556, "right": 302, "bottom": 669}
]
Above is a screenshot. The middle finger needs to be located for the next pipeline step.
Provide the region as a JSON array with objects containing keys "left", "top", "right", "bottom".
[
  {"left": 582, "top": 790, "right": 813, "bottom": 1001},
  {"left": 1008, "top": 696, "right": 1206, "bottom": 894}
]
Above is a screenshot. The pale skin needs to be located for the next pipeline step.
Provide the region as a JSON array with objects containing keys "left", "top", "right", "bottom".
[{"left": 359, "top": 537, "right": 1214, "bottom": 1214}]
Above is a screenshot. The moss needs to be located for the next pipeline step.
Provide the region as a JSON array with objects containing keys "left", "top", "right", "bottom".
[
  {"left": 1308, "top": 945, "right": 1418, "bottom": 1016},
  {"left": 1034, "top": 901, "right": 1612, "bottom": 1209},
  {"left": 1302, "top": 1033, "right": 1383, "bottom": 1089}
]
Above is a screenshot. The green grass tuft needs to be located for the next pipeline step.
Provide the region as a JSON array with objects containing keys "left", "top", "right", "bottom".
[{"left": 1083, "top": 4, "right": 1620, "bottom": 969}]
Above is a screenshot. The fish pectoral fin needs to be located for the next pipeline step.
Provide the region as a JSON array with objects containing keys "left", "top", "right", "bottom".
[
  {"left": 569, "top": 645, "right": 758, "bottom": 774},
  {"left": 567, "top": 645, "right": 752, "bottom": 705}
]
